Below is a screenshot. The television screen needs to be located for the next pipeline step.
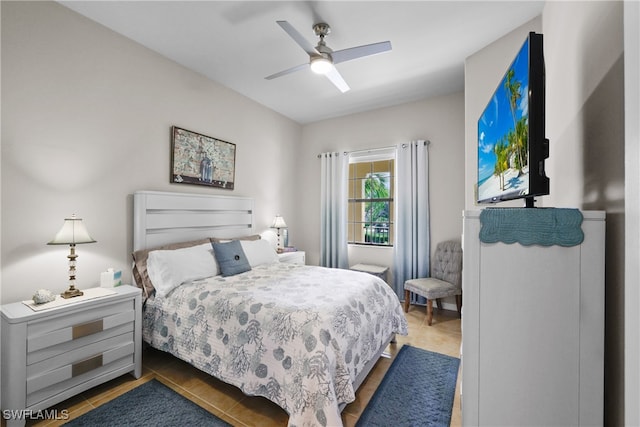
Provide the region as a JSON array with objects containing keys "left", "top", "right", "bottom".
[{"left": 477, "top": 32, "right": 548, "bottom": 206}]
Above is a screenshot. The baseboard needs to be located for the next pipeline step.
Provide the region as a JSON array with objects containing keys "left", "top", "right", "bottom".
[
  {"left": 440, "top": 301, "right": 458, "bottom": 311},
  {"left": 407, "top": 301, "right": 459, "bottom": 312}
]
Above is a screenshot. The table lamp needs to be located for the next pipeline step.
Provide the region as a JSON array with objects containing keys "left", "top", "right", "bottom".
[
  {"left": 48, "top": 214, "right": 96, "bottom": 298},
  {"left": 270, "top": 215, "right": 287, "bottom": 253}
]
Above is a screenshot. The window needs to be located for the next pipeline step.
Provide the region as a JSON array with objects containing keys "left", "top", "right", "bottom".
[{"left": 347, "top": 154, "right": 394, "bottom": 246}]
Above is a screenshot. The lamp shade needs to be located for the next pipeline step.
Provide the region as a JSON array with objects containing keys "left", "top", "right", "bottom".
[
  {"left": 48, "top": 214, "right": 96, "bottom": 245},
  {"left": 271, "top": 215, "right": 287, "bottom": 229}
]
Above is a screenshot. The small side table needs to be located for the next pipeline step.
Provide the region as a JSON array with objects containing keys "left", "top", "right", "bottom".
[
  {"left": 1, "top": 285, "right": 141, "bottom": 427},
  {"left": 350, "top": 263, "right": 389, "bottom": 283},
  {"left": 278, "top": 251, "right": 306, "bottom": 265}
]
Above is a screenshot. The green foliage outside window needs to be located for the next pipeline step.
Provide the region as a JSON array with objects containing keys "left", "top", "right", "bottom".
[{"left": 364, "top": 173, "right": 390, "bottom": 244}]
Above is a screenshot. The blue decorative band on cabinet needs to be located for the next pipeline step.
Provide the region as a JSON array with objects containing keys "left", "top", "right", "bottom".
[{"left": 479, "top": 208, "right": 584, "bottom": 247}]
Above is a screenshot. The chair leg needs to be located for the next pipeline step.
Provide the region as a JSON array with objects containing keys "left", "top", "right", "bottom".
[
  {"left": 456, "top": 294, "right": 462, "bottom": 318},
  {"left": 403, "top": 290, "right": 410, "bottom": 313},
  {"left": 436, "top": 298, "right": 443, "bottom": 310},
  {"left": 427, "top": 299, "right": 434, "bottom": 326}
]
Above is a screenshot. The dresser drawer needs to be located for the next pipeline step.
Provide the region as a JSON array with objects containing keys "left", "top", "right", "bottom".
[
  {"left": 27, "top": 332, "right": 135, "bottom": 387},
  {"left": 27, "top": 300, "right": 134, "bottom": 352},
  {"left": 27, "top": 347, "right": 134, "bottom": 407},
  {"left": 27, "top": 311, "right": 134, "bottom": 365}
]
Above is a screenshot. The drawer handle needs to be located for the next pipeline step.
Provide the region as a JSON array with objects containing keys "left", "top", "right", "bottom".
[
  {"left": 73, "top": 319, "right": 104, "bottom": 339},
  {"left": 72, "top": 354, "right": 103, "bottom": 377}
]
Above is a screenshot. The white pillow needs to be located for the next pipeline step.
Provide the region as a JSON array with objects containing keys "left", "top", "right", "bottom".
[
  {"left": 240, "top": 239, "right": 279, "bottom": 267},
  {"left": 147, "top": 243, "right": 220, "bottom": 298}
]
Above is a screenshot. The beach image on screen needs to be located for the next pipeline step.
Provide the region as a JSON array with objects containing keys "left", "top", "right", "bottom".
[{"left": 477, "top": 38, "right": 530, "bottom": 202}]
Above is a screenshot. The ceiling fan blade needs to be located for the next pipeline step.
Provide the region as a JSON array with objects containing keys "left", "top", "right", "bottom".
[
  {"left": 325, "top": 67, "right": 350, "bottom": 93},
  {"left": 265, "top": 63, "right": 309, "bottom": 80},
  {"left": 332, "top": 41, "right": 392, "bottom": 65},
  {"left": 277, "top": 20, "right": 318, "bottom": 56}
]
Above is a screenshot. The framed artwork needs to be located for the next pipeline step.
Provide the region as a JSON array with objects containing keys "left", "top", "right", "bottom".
[{"left": 170, "top": 126, "right": 236, "bottom": 190}]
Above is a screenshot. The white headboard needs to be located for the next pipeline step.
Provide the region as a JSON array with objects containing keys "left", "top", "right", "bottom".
[{"left": 133, "top": 191, "right": 254, "bottom": 251}]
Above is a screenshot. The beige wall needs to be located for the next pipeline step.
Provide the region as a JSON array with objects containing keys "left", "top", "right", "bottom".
[
  {"left": 1, "top": 1, "right": 302, "bottom": 304},
  {"left": 625, "top": 2, "right": 640, "bottom": 424},
  {"left": 297, "top": 92, "right": 465, "bottom": 289},
  {"left": 543, "top": 3, "right": 625, "bottom": 423},
  {"left": 464, "top": 2, "right": 625, "bottom": 423}
]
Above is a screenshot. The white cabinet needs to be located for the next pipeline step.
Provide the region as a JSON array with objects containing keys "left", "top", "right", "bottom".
[
  {"left": 278, "top": 251, "right": 305, "bottom": 265},
  {"left": 349, "top": 264, "right": 389, "bottom": 283},
  {"left": 1, "top": 286, "right": 142, "bottom": 427},
  {"left": 461, "top": 210, "right": 605, "bottom": 426}
]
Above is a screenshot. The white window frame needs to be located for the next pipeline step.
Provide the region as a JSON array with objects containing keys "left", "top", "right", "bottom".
[{"left": 347, "top": 148, "right": 395, "bottom": 247}]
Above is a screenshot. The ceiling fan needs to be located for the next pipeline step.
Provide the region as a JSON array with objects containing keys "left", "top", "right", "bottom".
[{"left": 265, "top": 21, "right": 392, "bottom": 93}]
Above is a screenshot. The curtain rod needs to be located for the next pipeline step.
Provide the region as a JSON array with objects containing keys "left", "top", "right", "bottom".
[
  {"left": 317, "top": 141, "right": 429, "bottom": 158},
  {"left": 316, "top": 152, "right": 346, "bottom": 158},
  {"left": 347, "top": 145, "right": 396, "bottom": 156},
  {"left": 401, "top": 140, "right": 431, "bottom": 148},
  {"left": 317, "top": 145, "right": 396, "bottom": 158}
]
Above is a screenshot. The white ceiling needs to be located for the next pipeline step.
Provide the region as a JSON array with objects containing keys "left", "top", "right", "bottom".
[{"left": 59, "top": 1, "right": 545, "bottom": 124}]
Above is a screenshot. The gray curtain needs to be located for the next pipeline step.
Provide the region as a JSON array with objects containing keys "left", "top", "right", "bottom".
[
  {"left": 319, "top": 152, "right": 349, "bottom": 269},
  {"left": 393, "top": 140, "right": 430, "bottom": 300}
]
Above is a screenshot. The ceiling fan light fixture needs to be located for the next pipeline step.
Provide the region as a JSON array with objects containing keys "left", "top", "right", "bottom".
[
  {"left": 268, "top": 20, "right": 391, "bottom": 93},
  {"left": 310, "top": 56, "right": 333, "bottom": 74}
]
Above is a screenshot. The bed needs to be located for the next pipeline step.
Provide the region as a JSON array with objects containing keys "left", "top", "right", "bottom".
[{"left": 132, "top": 191, "right": 408, "bottom": 427}]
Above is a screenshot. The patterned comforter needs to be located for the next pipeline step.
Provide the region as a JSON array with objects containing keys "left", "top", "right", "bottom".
[{"left": 142, "top": 262, "right": 408, "bottom": 427}]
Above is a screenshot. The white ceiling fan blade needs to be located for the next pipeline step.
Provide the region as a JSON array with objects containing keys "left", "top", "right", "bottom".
[
  {"left": 325, "top": 67, "right": 350, "bottom": 93},
  {"left": 265, "top": 63, "right": 309, "bottom": 80},
  {"left": 277, "top": 20, "right": 318, "bottom": 56},
  {"left": 332, "top": 41, "right": 392, "bottom": 65}
]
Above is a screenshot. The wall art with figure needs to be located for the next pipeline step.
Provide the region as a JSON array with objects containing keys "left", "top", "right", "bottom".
[{"left": 170, "top": 126, "right": 236, "bottom": 190}]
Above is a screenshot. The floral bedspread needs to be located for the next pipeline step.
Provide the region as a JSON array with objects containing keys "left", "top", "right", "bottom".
[{"left": 142, "top": 262, "right": 408, "bottom": 427}]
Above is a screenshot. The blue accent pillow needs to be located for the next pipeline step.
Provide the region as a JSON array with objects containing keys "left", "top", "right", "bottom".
[{"left": 211, "top": 240, "right": 251, "bottom": 277}]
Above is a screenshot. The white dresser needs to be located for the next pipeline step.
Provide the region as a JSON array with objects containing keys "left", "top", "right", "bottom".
[
  {"left": 1, "top": 285, "right": 142, "bottom": 427},
  {"left": 278, "top": 250, "right": 306, "bottom": 265},
  {"left": 461, "top": 209, "right": 605, "bottom": 426}
]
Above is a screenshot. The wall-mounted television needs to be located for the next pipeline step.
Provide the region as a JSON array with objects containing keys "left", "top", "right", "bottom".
[{"left": 477, "top": 32, "right": 549, "bottom": 208}]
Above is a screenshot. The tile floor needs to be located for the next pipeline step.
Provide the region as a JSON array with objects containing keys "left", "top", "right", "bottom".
[{"left": 19, "top": 306, "right": 462, "bottom": 427}]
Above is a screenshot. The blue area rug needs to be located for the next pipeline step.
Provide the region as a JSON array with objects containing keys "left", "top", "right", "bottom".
[
  {"left": 64, "top": 379, "right": 231, "bottom": 426},
  {"left": 356, "top": 345, "right": 460, "bottom": 427}
]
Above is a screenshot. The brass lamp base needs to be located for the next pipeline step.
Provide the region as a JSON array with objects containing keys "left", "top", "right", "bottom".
[
  {"left": 61, "top": 287, "right": 83, "bottom": 299},
  {"left": 60, "top": 244, "right": 84, "bottom": 299}
]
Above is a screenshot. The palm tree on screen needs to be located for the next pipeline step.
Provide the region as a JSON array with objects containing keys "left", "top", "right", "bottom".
[
  {"left": 504, "top": 69, "right": 526, "bottom": 172},
  {"left": 494, "top": 139, "right": 509, "bottom": 191}
]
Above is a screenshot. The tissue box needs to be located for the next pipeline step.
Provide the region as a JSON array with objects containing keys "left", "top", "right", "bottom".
[
  {"left": 113, "top": 270, "right": 122, "bottom": 287},
  {"left": 100, "top": 269, "right": 122, "bottom": 287}
]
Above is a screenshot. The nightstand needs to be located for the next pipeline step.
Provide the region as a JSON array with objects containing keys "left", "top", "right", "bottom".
[
  {"left": 1, "top": 285, "right": 142, "bottom": 427},
  {"left": 350, "top": 263, "right": 389, "bottom": 283},
  {"left": 278, "top": 251, "right": 306, "bottom": 265}
]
